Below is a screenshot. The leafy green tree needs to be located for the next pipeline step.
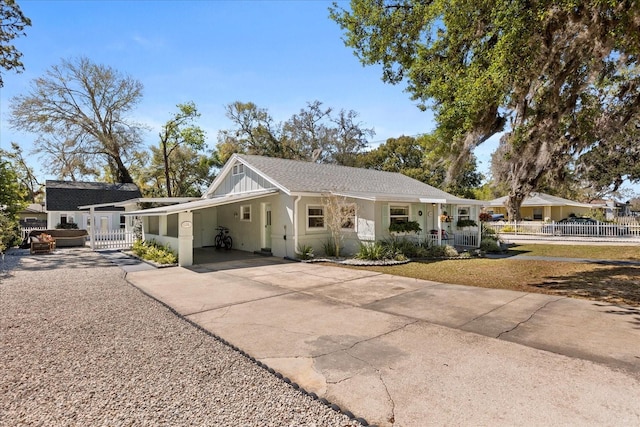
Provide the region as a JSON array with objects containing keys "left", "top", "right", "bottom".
[
  {"left": 9, "top": 56, "right": 146, "bottom": 183},
  {"left": 360, "top": 134, "right": 482, "bottom": 197},
  {"left": 140, "top": 145, "right": 215, "bottom": 197},
  {"left": 331, "top": 0, "right": 640, "bottom": 219},
  {"left": 0, "top": 0, "right": 31, "bottom": 87},
  {"left": 158, "top": 102, "right": 206, "bottom": 197},
  {"left": 0, "top": 155, "right": 26, "bottom": 254},
  {"left": 1, "top": 142, "right": 42, "bottom": 202},
  {"left": 216, "top": 100, "right": 374, "bottom": 165}
]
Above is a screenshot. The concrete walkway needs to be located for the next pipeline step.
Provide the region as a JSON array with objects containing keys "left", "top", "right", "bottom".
[{"left": 126, "top": 259, "right": 640, "bottom": 426}]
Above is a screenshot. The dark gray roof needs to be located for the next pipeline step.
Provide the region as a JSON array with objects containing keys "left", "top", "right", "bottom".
[
  {"left": 45, "top": 180, "right": 142, "bottom": 211},
  {"left": 236, "top": 154, "right": 464, "bottom": 201}
]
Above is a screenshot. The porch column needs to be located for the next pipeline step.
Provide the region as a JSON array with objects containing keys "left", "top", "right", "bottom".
[
  {"left": 178, "top": 211, "right": 193, "bottom": 267},
  {"left": 437, "top": 203, "right": 442, "bottom": 246},
  {"left": 89, "top": 207, "right": 95, "bottom": 250},
  {"left": 476, "top": 206, "right": 482, "bottom": 248}
]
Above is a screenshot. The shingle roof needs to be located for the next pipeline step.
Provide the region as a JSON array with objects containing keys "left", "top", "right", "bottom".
[
  {"left": 45, "top": 180, "right": 142, "bottom": 211},
  {"left": 486, "top": 192, "right": 597, "bottom": 208},
  {"left": 236, "top": 154, "right": 465, "bottom": 202}
]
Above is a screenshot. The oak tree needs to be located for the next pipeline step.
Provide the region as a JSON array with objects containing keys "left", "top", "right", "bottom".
[
  {"left": 331, "top": 0, "right": 640, "bottom": 219},
  {"left": 9, "top": 56, "right": 146, "bottom": 183},
  {"left": 0, "top": 0, "right": 31, "bottom": 87}
]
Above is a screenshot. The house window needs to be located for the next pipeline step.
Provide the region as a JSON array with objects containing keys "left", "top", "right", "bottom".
[
  {"left": 533, "top": 208, "right": 543, "bottom": 220},
  {"left": 240, "top": 205, "right": 251, "bottom": 221},
  {"left": 389, "top": 205, "right": 409, "bottom": 225},
  {"left": 120, "top": 215, "right": 126, "bottom": 229},
  {"left": 341, "top": 204, "right": 356, "bottom": 230},
  {"left": 232, "top": 163, "right": 245, "bottom": 175},
  {"left": 307, "top": 205, "right": 325, "bottom": 229},
  {"left": 457, "top": 206, "right": 470, "bottom": 221}
]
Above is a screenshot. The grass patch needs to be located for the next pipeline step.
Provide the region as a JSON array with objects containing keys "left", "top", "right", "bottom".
[
  {"left": 506, "top": 244, "right": 640, "bottom": 261},
  {"left": 350, "top": 253, "right": 640, "bottom": 306}
]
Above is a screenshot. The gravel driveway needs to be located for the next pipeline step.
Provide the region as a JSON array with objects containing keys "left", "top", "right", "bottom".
[{"left": 1, "top": 249, "right": 361, "bottom": 426}]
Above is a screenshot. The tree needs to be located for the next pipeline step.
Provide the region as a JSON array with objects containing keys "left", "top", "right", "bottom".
[
  {"left": 216, "top": 100, "right": 374, "bottom": 165},
  {"left": 359, "top": 134, "right": 482, "bottom": 197},
  {"left": 140, "top": 145, "right": 216, "bottom": 197},
  {"left": 158, "top": 102, "right": 206, "bottom": 197},
  {"left": 0, "top": 0, "right": 31, "bottom": 87},
  {"left": 322, "top": 193, "right": 355, "bottom": 258},
  {"left": 0, "top": 154, "right": 27, "bottom": 255},
  {"left": 9, "top": 56, "right": 146, "bottom": 183},
  {"left": 0, "top": 142, "right": 42, "bottom": 202},
  {"left": 331, "top": 1, "right": 640, "bottom": 219}
]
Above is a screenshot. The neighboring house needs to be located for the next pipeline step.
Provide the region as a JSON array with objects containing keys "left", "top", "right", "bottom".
[
  {"left": 126, "top": 154, "right": 483, "bottom": 266},
  {"left": 485, "top": 192, "right": 604, "bottom": 221},
  {"left": 45, "top": 180, "right": 142, "bottom": 232},
  {"left": 18, "top": 203, "right": 47, "bottom": 228}
]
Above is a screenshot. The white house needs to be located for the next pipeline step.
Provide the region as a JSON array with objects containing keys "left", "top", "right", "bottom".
[
  {"left": 126, "top": 154, "right": 483, "bottom": 266},
  {"left": 45, "top": 180, "right": 142, "bottom": 232}
]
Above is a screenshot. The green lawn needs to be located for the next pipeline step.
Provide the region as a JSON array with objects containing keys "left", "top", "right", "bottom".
[{"left": 350, "top": 244, "right": 640, "bottom": 306}]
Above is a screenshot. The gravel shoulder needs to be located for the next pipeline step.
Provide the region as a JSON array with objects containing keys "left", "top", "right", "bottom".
[{"left": 1, "top": 248, "right": 360, "bottom": 426}]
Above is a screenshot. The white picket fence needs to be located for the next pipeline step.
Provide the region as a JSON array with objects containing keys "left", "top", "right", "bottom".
[
  {"left": 427, "top": 230, "right": 479, "bottom": 247},
  {"left": 92, "top": 229, "right": 135, "bottom": 249},
  {"left": 484, "top": 220, "right": 640, "bottom": 241}
]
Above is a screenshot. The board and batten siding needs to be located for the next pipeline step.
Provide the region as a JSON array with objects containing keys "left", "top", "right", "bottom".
[{"left": 211, "top": 164, "right": 277, "bottom": 197}]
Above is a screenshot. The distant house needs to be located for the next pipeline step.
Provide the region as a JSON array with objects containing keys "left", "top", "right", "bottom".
[
  {"left": 126, "top": 154, "right": 483, "bottom": 266},
  {"left": 45, "top": 180, "right": 142, "bottom": 232},
  {"left": 485, "top": 192, "right": 604, "bottom": 221},
  {"left": 18, "top": 203, "right": 47, "bottom": 228}
]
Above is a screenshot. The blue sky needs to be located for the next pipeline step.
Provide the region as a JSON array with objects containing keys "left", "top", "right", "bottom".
[{"left": 1, "top": 1, "right": 634, "bottom": 196}]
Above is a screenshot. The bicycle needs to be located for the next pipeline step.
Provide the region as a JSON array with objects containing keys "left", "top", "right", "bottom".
[{"left": 214, "top": 226, "right": 233, "bottom": 250}]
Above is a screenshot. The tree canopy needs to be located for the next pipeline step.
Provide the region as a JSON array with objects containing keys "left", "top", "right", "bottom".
[
  {"left": 0, "top": 0, "right": 31, "bottom": 87},
  {"left": 331, "top": 0, "right": 640, "bottom": 218},
  {"left": 156, "top": 102, "right": 207, "bottom": 197},
  {"left": 216, "top": 100, "right": 374, "bottom": 165},
  {"left": 9, "top": 56, "right": 146, "bottom": 183}
]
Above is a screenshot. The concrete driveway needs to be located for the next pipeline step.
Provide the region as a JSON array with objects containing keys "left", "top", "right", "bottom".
[{"left": 126, "top": 259, "right": 640, "bottom": 426}]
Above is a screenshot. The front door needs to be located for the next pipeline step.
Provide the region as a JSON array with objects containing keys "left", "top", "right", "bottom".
[{"left": 262, "top": 203, "right": 272, "bottom": 250}]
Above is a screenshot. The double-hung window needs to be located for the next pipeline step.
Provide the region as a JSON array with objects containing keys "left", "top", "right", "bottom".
[
  {"left": 307, "top": 205, "right": 325, "bottom": 229},
  {"left": 389, "top": 205, "right": 409, "bottom": 225},
  {"left": 240, "top": 205, "right": 251, "bottom": 221}
]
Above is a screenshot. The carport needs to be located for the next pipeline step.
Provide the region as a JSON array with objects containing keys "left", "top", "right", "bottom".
[{"left": 124, "top": 189, "right": 278, "bottom": 267}]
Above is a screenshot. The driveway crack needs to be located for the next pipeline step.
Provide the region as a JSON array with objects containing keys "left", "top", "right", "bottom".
[
  {"left": 458, "top": 293, "right": 530, "bottom": 329},
  {"left": 496, "top": 296, "right": 566, "bottom": 339}
]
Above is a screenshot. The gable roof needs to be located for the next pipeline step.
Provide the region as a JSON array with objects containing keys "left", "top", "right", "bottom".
[
  {"left": 45, "top": 180, "right": 142, "bottom": 211},
  {"left": 486, "top": 192, "right": 600, "bottom": 208},
  {"left": 208, "top": 154, "right": 476, "bottom": 204}
]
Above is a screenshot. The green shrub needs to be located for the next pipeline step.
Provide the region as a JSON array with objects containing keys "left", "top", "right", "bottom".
[
  {"left": 297, "top": 243, "right": 314, "bottom": 260},
  {"left": 131, "top": 239, "right": 177, "bottom": 264},
  {"left": 480, "top": 238, "right": 502, "bottom": 253},
  {"left": 355, "top": 241, "right": 390, "bottom": 260},
  {"left": 388, "top": 220, "right": 421, "bottom": 233},
  {"left": 456, "top": 219, "right": 477, "bottom": 228},
  {"left": 322, "top": 238, "right": 340, "bottom": 257},
  {"left": 443, "top": 245, "right": 459, "bottom": 257}
]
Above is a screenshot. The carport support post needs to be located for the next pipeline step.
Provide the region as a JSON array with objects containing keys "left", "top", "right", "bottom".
[
  {"left": 178, "top": 211, "right": 193, "bottom": 267},
  {"left": 89, "top": 207, "right": 95, "bottom": 250}
]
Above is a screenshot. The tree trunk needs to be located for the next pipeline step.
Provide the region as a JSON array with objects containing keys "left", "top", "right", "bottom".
[{"left": 506, "top": 191, "right": 526, "bottom": 221}]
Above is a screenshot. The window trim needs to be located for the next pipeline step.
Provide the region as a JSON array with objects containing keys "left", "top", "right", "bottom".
[
  {"left": 240, "top": 204, "right": 251, "bottom": 222},
  {"left": 232, "top": 163, "right": 245, "bottom": 176},
  {"left": 306, "top": 204, "right": 326, "bottom": 230},
  {"left": 389, "top": 204, "right": 410, "bottom": 225}
]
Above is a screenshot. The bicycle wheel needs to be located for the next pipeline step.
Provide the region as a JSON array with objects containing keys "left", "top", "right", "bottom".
[
  {"left": 215, "top": 235, "right": 223, "bottom": 249},
  {"left": 223, "top": 235, "right": 232, "bottom": 250}
]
